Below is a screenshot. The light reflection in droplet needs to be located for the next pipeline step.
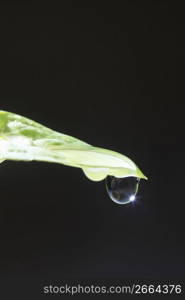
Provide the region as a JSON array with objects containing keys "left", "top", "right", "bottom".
[{"left": 105, "top": 176, "right": 140, "bottom": 205}]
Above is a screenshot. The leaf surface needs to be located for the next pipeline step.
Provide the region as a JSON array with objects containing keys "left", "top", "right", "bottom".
[{"left": 0, "top": 111, "right": 147, "bottom": 181}]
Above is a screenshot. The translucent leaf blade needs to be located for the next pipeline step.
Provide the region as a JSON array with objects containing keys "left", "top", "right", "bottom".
[{"left": 0, "top": 110, "right": 147, "bottom": 181}]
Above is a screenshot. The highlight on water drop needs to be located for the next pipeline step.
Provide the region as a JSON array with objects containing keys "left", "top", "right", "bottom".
[{"left": 105, "top": 176, "right": 140, "bottom": 204}]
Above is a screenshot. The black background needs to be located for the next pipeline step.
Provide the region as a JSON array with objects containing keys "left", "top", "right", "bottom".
[{"left": 0, "top": 1, "right": 185, "bottom": 298}]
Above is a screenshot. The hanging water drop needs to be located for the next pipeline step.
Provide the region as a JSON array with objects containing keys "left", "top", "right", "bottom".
[{"left": 105, "top": 176, "right": 140, "bottom": 204}]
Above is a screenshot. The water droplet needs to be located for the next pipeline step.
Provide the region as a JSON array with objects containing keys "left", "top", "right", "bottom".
[{"left": 105, "top": 176, "right": 140, "bottom": 204}]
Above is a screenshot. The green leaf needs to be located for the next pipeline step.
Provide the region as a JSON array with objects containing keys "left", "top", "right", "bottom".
[{"left": 0, "top": 110, "right": 147, "bottom": 181}]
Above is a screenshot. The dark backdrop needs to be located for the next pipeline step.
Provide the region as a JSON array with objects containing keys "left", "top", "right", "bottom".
[{"left": 0, "top": 1, "right": 184, "bottom": 298}]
